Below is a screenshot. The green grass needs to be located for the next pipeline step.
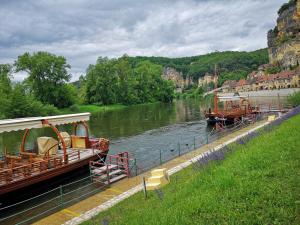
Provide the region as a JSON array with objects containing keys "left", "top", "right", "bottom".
[
  {"left": 59, "top": 104, "right": 128, "bottom": 114},
  {"left": 82, "top": 114, "right": 300, "bottom": 225}
]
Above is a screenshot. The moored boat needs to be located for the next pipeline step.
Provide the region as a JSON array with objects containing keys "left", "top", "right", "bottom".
[
  {"left": 205, "top": 94, "right": 258, "bottom": 125},
  {"left": 0, "top": 113, "right": 109, "bottom": 195}
]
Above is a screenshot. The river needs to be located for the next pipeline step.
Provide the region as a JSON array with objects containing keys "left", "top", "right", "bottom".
[{"left": 0, "top": 95, "right": 291, "bottom": 224}]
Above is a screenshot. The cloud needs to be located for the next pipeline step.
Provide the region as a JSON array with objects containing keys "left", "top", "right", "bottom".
[{"left": 0, "top": 0, "right": 286, "bottom": 81}]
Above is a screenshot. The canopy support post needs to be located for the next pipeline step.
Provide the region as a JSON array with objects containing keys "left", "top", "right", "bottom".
[
  {"left": 20, "top": 129, "right": 30, "bottom": 153},
  {"left": 42, "top": 119, "right": 68, "bottom": 164}
]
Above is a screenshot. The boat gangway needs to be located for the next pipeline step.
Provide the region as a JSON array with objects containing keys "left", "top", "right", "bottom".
[{"left": 89, "top": 152, "right": 130, "bottom": 185}]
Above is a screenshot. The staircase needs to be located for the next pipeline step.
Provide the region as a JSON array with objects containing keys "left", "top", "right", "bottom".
[
  {"left": 90, "top": 152, "right": 130, "bottom": 185},
  {"left": 146, "top": 168, "right": 170, "bottom": 190}
]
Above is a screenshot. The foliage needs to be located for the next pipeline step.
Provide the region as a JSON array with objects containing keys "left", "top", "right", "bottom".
[
  {"left": 0, "top": 64, "right": 12, "bottom": 118},
  {"left": 278, "top": 0, "right": 296, "bottom": 15},
  {"left": 287, "top": 91, "right": 300, "bottom": 106},
  {"left": 180, "top": 87, "right": 204, "bottom": 99},
  {"left": 84, "top": 57, "right": 175, "bottom": 105},
  {"left": 15, "top": 51, "right": 75, "bottom": 108},
  {"left": 127, "top": 49, "right": 268, "bottom": 81},
  {"left": 218, "top": 70, "right": 248, "bottom": 86},
  {"left": 3, "top": 84, "right": 59, "bottom": 118},
  {"left": 0, "top": 64, "right": 59, "bottom": 119},
  {"left": 82, "top": 114, "right": 300, "bottom": 225},
  {"left": 265, "top": 66, "right": 282, "bottom": 74}
]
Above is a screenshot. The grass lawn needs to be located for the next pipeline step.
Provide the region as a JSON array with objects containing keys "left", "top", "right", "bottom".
[
  {"left": 59, "top": 104, "right": 128, "bottom": 114},
  {"left": 82, "top": 114, "right": 300, "bottom": 225}
]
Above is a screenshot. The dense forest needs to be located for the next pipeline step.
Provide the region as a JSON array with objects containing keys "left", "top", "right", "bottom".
[
  {"left": 81, "top": 56, "right": 174, "bottom": 105},
  {"left": 0, "top": 49, "right": 268, "bottom": 119},
  {"left": 127, "top": 48, "right": 268, "bottom": 82}
]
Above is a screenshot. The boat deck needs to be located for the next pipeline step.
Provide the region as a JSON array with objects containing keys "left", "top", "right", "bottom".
[{"left": 0, "top": 148, "right": 102, "bottom": 187}]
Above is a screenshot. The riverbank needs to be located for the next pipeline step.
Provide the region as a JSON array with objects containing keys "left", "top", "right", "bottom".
[
  {"left": 59, "top": 104, "right": 128, "bottom": 114},
  {"left": 80, "top": 114, "right": 300, "bottom": 225},
  {"left": 33, "top": 119, "right": 269, "bottom": 225},
  {"left": 59, "top": 102, "right": 164, "bottom": 115}
]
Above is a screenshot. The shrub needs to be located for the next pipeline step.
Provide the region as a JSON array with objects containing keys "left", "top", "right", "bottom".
[{"left": 287, "top": 91, "right": 300, "bottom": 106}]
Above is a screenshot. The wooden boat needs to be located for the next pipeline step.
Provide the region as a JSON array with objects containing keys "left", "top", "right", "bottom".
[
  {"left": 0, "top": 113, "right": 109, "bottom": 195},
  {"left": 205, "top": 94, "right": 258, "bottom": 125}
]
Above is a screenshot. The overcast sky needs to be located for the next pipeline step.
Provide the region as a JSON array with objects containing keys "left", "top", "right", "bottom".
[{"left": 0, "top": 0, "right": 286, "bottom": 81}]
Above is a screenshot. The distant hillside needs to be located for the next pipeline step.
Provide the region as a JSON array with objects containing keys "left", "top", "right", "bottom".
[{"left": 127, "top": 48, "right": 269, "bottom": 80}]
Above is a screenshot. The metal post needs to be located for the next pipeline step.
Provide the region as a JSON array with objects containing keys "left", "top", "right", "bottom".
[
  {"left": 142, "top": 177, "right": 147, "bottom": 199},
  {"left": 159, "top": 150, "right": 162, "bottom": 165},
  {"left": 178, "top": 142, "right": 181, "bottom": 156},
  {"left": 193, "top": 136, "right": 196, "bottom": 149},
  {"left": 60, "top": 185, "right": 63, "bottom": 206},
  {"left": 206, "top": 132, "right": 209, "bottom": 144},
  {"left": 134, "top": 158, "right": 138, "bottom": 176}
]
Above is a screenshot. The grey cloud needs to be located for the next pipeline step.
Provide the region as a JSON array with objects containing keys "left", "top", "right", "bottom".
[{"left": 0, "top": 0, "right": 287, "bottom": 81}]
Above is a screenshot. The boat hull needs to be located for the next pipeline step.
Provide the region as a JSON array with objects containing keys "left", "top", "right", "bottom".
[
  {"left": 0, "top": 152, "right": 107, "bottom": 196},
  {"left": 205, "top": 114, "right": 239, "bottom": 125}
]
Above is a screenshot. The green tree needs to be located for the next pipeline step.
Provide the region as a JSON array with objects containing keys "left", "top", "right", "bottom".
[
  {"left": 14, "top": 52, "right": 74, "bottom": 108},
  {"left": 0, "top": 64, "right": 12, "bottom": 118},
  {"left": 85, "top": 57, "right": 118, "bottom": 105},
  {"left": 115, "top": 56, "right": 137, "bottom": 104}
]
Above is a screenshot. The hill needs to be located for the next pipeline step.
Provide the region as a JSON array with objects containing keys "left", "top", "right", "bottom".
[{"left": 127, "top": 48, "right": 269, "bottom": 80}]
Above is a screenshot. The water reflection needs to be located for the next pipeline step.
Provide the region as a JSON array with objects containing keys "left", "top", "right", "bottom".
[{"left": 0, "top": 100, "right": 204, "bottom": 153}]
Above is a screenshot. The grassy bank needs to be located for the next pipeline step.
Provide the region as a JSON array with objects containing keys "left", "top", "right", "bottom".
[
  {"left": 59, "top": 101, "right": 164, "bottom": 115},
  {"left": 82, "top": 114, "right": 300, "bottom": 225},
  {"left": 59, "top": 104, "right": 128, "bottom": 114}
]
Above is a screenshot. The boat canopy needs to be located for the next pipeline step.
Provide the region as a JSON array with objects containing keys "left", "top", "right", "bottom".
[
  {"left": 218, "top": 96, "right": 247, "bottom": 102},
  {"left": 0, "top": 113, "right": 91, "bottom": 134}
]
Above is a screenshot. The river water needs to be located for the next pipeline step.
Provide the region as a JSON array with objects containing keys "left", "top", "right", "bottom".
[
  {"left": 0, "top": 99, "right": 212, "bottom": 173},
  {"left": 0, "top": 94, "right": 289, "bottom": 170},
  {"left": 0, "top": 95, "right": 290, "bottom": 223}
]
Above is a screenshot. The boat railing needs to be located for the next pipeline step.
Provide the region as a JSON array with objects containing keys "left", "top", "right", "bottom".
[
  {"left": 0, "top": 155, "right": 65, "bottom": 185},
  {"left": 107, "top": 152, "right": 130, "bottom": 177},
  {"left": 67, "top": 150, "right": 81, "bottom": 162}
]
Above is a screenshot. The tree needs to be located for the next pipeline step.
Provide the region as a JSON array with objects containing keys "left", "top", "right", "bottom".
[
  {"left": 14, "top": 52, "right": 74, "bottom": 108},
  {"left": 85, "top": 58, "right": 118, "bottom": 105},
  {"left": 0, "top": 64, "right": 12, "bottom": 118}
]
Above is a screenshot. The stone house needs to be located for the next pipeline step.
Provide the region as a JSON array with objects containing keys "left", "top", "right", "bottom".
[
  {"left": 222, "top": 80, "right": 237, "bottom": 93},
  {"left": 273, "top": 71, "right": 294, "bottom": 89},
  {"left": 291, "top": 74, "right": 300, "bottom": 87},
  {"left": 235, "top": 79, "right": 246, "bottom": 92},
  {"left": 198, "top": 73, "right": 218, "bottom": 88},
  {"left": 242, "top": 80, "right": 252, "bottom": 92}
]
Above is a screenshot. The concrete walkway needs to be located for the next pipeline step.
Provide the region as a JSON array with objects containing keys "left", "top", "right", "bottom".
[{"left": 34, "top": 120, "right": 268, "bottom": 225}]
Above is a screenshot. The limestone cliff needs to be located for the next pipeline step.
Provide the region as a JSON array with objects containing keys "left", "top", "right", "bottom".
[
  {"left": 162, "top": 67, "right": 185, "bottom": 89},
  {"left": 268, "top": 0, "right": 300, "bottom": 68}
]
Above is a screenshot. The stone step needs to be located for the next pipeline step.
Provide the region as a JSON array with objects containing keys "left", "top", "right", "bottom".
[{"left": 146, "top": 182, "right": 161, "bottom": 190}]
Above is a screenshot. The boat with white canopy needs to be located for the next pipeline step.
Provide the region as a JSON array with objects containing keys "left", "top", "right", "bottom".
[{"left": 0, "top": 113, "right": 109, "bottom": 195}]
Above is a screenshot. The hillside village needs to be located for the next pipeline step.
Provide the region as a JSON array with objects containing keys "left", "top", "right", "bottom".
[
  {"left": 164, "top": 0, "right": 300, "bottom": 94},
  {"left": 196, "top": 63, "right": 300, "bottom": 93},
  {"left": 218, "top": 0, "right": 300, "bottom": 93}
]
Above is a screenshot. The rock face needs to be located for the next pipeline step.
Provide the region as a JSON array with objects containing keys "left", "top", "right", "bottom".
[
  {"left": 162, "top": 67, "right": 185, "bottom": 89},
  {"left": 268, "top": 0, "right": 300, "bottom": 68}
]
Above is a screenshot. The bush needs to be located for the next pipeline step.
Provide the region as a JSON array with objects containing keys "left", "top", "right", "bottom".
[
  {"left": 287, "top": 91, "right": 300, "bottom": 106},
  {"left": 68, "top": 104, "right": 80, "bottom": 112}
]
